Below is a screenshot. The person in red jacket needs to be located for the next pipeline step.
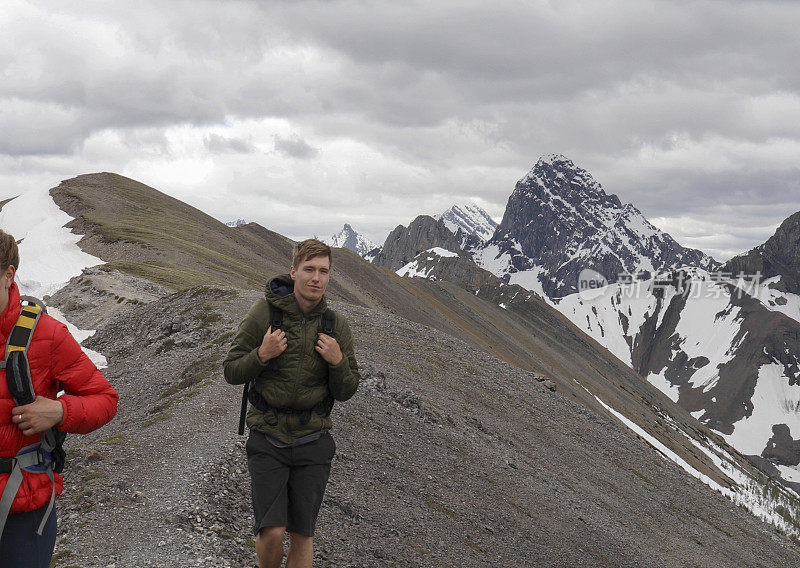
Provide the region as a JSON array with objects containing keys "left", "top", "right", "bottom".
[{"left": 0, "top": 230, "right": 118, "bottom": 568}]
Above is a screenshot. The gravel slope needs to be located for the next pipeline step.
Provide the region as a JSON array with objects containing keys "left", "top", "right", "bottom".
[{"left": 45, "top": 280, "right": 800, "bottom": 568}]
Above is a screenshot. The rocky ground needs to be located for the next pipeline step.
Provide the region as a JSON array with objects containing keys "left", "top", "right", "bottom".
[{"left": 45, "top": 271, "right": 800, "bottom": 567}]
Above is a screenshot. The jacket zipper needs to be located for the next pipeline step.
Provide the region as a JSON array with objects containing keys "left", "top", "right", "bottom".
[{"left": 290, "top": 315, "right": 307, "bottom": 411}]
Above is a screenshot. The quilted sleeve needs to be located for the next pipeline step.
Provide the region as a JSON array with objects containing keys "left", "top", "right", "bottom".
[
  {"left": 223, "top": 300, "right": 271, "bottom": 385},
  {"left": 50, "top": 322, "right": 118, "bottom": 434},
  {"left": 327, "top": 316, "right": 360, "bottom": 402}
]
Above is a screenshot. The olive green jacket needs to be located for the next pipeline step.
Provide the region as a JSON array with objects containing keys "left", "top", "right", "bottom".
[{"left": 223, "top": 274, "right": 360, "bottom": 443}]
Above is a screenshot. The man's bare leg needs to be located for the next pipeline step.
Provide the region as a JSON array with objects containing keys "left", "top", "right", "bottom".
[
  {"left": 255, "top": 526, "right": 286, "bottom": 568},
  {"left": 286, "top": 532, "right": 313, "bottom": 568}
]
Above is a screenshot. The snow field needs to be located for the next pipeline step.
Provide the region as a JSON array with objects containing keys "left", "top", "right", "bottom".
[
  {"left": 748, "top": 276, "right": 800, "bottom": 325},
  {"left": 551, "top": 271, "right": 800, "bottom": 486},
  {"left": 0, "top": 186, "right": 103, "bottom": 298},
  {"left": 473, "top": 243, "right": 513, "bottom": 275},
  {"left": 48, "top": 306, "right": 108, "bottom": 369},
  {"left": 723, "top": 363, "right": 800, "bottom": 456},
  {"left": 507, "top": 266, "right": 551, "bottom": 303},
  {"left": 555, "top": 280, "right": 656, "bottom": 367},
  {"left": 674, "top": 280, "right": 743, "bottom": 393},
  {"left": 0, "top": 185, "right": 107, "bottom": 364}
]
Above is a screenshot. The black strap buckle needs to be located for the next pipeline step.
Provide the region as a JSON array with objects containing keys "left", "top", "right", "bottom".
[{"left": 0, "top": 456, "right": 17, "bottom": 474}]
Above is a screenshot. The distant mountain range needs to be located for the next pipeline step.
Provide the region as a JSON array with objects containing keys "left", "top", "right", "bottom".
[
  {"left": 326, "top": 203, "right": 499, "bottom": 262},
  {"left": 363, "top": 154, "right": 800, "bottom": 489}
]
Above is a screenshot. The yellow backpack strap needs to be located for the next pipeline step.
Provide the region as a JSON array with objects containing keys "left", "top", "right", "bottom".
[{"left": 5, "top": 302, "right": 43, "bottom": 357}]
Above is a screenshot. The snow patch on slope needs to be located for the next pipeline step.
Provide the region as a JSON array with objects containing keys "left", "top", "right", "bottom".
[
  {"left": 645, "top": 370, "right": 680, "bottom": 402},
  {"left": 508, "top": 267, "right": 551, "bottom": 303},
  {"left": 778, "top": 464, "right": 800, "bottom": 484},
  {"left": 592, "top": 393, "right": 725, "bottom": 491},
  {"left": 0, "top": 185, "right": 107, "bottom": 362},
  {"left": 396, "top": 248, "right": 458, "bottom": 278},
  {"left": 723, "top": 363, "right": 800, "bottom": 455},
  {"left": 748, "top": 276, "right": 800, "bottom": 324},
  {"left": 48, "top": 306, "right": 108, "bottom": 368},
  {"left": 674, "top": 279, "right": 743, "bottom": 393},
  {"left": 555, "top": 281, "right": 655, "bottom": 367},
  {"left": 0, "top": 187, "right": 103, "bottom": 298},
  {"left": 473, "top": 243, "right": 514, "bottom": 275}
]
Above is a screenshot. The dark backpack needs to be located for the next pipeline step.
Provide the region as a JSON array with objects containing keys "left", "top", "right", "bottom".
[{"left": 237, "top": 306, "right": 336, "bottom": 435}]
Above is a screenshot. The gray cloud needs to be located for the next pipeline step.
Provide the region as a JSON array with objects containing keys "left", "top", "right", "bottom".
[
  {"left": 273, "top": 135, "right": 319, "bottom": 159},
  {"left": 1, "top": 0, "right": 799, "bottom": 257},
  {"left": 6, "top": 1, "right": 798, "bottom": 152},
  {"left": 204, "top": 134, "right": 257, "bottom": 154}
]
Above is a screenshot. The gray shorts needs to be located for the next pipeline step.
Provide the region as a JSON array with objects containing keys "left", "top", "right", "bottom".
[{"left": 246, "top": 431, "right": 336, "bottom": 537}]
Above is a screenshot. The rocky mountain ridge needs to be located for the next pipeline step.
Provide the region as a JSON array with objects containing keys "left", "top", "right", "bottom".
[
  {"left": 49, "top": 276, "right": 800, "bottom": 567},
  {"left": 371, "top": 215, "right": 468, "bottom": 271},
  {"left": 725, "top": 210, "right": 800, "bottom": 295},
  {"left": 482, "top": 154, "right": 717, "bottom": 297}
]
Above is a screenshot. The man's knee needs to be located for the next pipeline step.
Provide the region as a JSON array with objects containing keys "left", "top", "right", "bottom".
[{"left": 257, "top": 526, "right": 286, "bottom": 547}]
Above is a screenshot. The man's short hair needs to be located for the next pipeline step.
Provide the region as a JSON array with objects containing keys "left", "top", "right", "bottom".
[{"left": 292, "top": 238, "right": 332, "bottom": 268}]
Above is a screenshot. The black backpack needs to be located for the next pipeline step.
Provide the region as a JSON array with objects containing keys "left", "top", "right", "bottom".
[{"left": 237, "top": 306, "right": 336, "bottom": 434}]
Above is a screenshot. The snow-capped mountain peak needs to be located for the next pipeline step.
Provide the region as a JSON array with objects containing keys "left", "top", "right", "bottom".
[
  {"left": 484, "top": 155, "right": 717, "bottom": 297},
  {"left": 435, "top": 203, "right": 498, "bottom": 243},
  {"left": 325, "top": 223, "right": 379, "bottom": 258}
]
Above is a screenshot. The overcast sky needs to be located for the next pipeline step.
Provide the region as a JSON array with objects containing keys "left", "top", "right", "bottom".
[{"left": 2, "top": 0, "right": 799, "bottom": 260}]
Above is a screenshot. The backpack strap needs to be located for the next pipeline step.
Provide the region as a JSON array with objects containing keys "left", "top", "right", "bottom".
[
  {"left": 320, "top": 308, "right": 335, "bottom": 337},
  {"left": 238, "top": 307, "right": 337, "bottom": 434},
  {"left": 0, "top": 443, "right": 56, "bottom": 541},
  {"left": 1, "top": 300, "right": 43, "bottom": 366},
  {"left": 270, "top": 305, "right": 284, "bottom": 330},
  {"left": 238, "top": 306, "right": 283, "bottom": 435},
  {"left": 266, "top": 307, "right": 283, "bottom": 371},
  {"left": 315, "top": 309, "right": 336, "bottom": 417}
]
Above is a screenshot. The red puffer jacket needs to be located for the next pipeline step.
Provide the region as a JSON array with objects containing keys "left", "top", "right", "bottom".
[{"left": 0, "top": 282, "right": 118, "bottom": 513}]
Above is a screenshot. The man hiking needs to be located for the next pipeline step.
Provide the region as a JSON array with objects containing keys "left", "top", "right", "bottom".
[{"left": 224, "top": 238, "right": 360, "bottom": 568}]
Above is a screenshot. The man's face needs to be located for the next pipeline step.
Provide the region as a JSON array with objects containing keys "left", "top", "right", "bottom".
[{"left": 290, "top": 255, "right": 331, "bottom": 306}]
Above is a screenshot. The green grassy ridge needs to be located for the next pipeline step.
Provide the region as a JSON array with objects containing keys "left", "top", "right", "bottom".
[{"left": 51, "top": 172, "right": 292, "bottom": 291}]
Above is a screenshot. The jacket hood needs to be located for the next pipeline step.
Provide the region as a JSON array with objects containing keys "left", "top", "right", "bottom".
[{"left": 264, "top": 274, "right": 327, "bottom": 316}]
